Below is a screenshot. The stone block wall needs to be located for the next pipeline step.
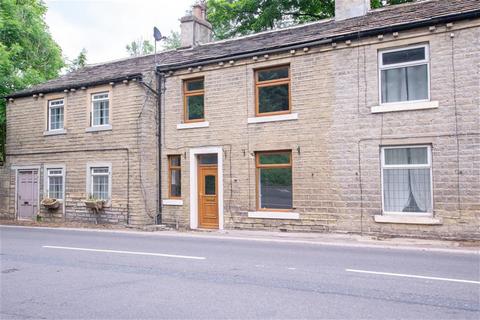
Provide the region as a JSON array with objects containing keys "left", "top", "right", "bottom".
[{"left": 160, "top": 20, "right": 480, "bottom": 239}]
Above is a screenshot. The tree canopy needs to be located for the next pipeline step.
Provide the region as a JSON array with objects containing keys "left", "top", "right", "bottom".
[
  {"left": 126, "top": 38, "right": 155, "bottom": 56},
  {"left": 67, "top": 48, "right": 87, "bottom": 72},
  {"left": 163, "top": 31, "right": 181, "bottom": 50},
  {"left": 206, "top": 0, "right": 415, "bottom": 40},
  {"left": 0, "top": 0, "right": 65, "bottom": 162}
]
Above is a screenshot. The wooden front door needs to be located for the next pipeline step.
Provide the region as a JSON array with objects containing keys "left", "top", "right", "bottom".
[
  {"left": 17, "top": 170, "right": 38, "bottom": 220},
  {"left": 198, "top": 166, "right": 218, "bottom": 229}
]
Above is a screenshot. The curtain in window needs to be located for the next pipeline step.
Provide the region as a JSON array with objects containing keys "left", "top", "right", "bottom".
[
  {"left": 383, "top": 148, "right": 431, "bottom": 213},
  {"left": 48, "top": 176, "right": 63, "bottom": 199},
  {"left": 381, "top": 65, "right": 428, "bottom": 103},
  {"left": 93, "top": 175, "right": 109, "bottom": 199}
]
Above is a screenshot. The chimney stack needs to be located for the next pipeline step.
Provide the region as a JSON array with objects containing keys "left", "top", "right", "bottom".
[
  {"left": 180, "top": 2, "right": 212, "bottom": 48},
  {"left": 335, "top": 0, "right": 370, "bottom": 21}
]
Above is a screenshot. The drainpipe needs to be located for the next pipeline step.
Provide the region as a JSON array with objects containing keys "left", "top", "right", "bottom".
[{"left": 156, "top": 71, "right": 165, "bottom": 224}]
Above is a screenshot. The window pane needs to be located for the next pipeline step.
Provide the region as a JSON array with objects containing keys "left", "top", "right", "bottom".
[
  {"left": 385, "top": 147, "right": 428, "bottom": 165},
  {"left": 92, "top": 175, "right": 109, "bottom": 200},
  {"left": 199, "top": 154, "right": 217, "bottom": 165},
  {"left": 259, "top": 167, "right": 292, "bottom": 209},
  {"left": 92, "top": 167, "right": 109, "bottom": 174},
  {"left": 205, "top": 175, "right": 215, "bottom": 195},
  {"left": 50, "top": 107, "right": 64, "bottom": 130},
  {"left": 92, "top": 93, "right": 108, "bottom": 100},
  {"left": 381, "top": 65, "right": 427, "bottom": 103},
  {"left": 48, "top": 176, "right": 63, "bottom": 199},
  {"left": 259, "top": 152, "right": 290, "bottom": 165},
  {"left": 186, "top": 79, "right": 204, "bottom": 91},
  {"left": 50, "top": 99, "right": 64, "bottom": 106},
  {"left": 48, "top": 169, "right": 62, "bottom": 175},
  {"left": 382, "top": 47, "right": 425, "bottom": 65},
  {"left": 383, "top": 168, "right": 431, "bottom": 213},
  {"left": 258, "top": 84, "right": 289, "bottom": 113},
  {"left": 170, "top": 155, "right": 181, "bottom": 167},
  {"left": 93, "top": 100, "right": 109, "bottom": 125},
  {"left": 258, "top": 67, "right": 289, "bottom": 82},
  {"left": 170, "top": 169, "right": 181, "bottom": 197},
  {"left": 406, "top": 64, "right": 428, "bottom": 101},
  {"left": 187, "top": 95, "right": 204, "bottom": 120}
]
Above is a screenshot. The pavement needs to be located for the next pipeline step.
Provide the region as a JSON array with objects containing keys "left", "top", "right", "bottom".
[{"left": 1, "top": 225, "right": 479, "bottom": 319}]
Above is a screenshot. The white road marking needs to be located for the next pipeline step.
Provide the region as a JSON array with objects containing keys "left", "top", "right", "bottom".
[
  {"left": 42, "top": 245, "right": 206, "bottom": 260},
  {"left": 287, "top": 267, "right": 297, "bottom": 270},
  {"left": 346, "top": 268, "right": 480, "bottom": 284}
]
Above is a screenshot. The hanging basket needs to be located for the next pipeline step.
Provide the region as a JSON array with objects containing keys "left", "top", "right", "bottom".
[
  {"left": 84, "top": 200, "right": 105, "bottom": 211},
  {"left": 41, "top": 198, "right": 60, "bottom": 210}
]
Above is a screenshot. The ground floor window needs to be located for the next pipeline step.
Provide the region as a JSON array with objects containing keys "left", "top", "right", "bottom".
[
  {"left": 381, "top": 145, "right": 432, "bottom": 214},
  {"left": 168, "top": 155, "right": 181, "bottom": 198},
  {"left": 88, "top": 166, "right": 111, "bottom": 200},
  {"left": 256, "top": 150, "right": 292, "bottom": 210},
  {"left": 46, "top": 168, "right": 64, "bottom": 200}
]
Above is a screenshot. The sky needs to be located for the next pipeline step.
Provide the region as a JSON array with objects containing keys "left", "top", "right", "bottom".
[{"left": 45, "top": 0, "right": 194, "bottom": 65}]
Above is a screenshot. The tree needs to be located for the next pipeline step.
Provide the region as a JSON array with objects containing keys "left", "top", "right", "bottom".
[
  {"left": 126, "top": 38, "right": 154, "bottom": 56},
  {"left": 206, "top": 0, "right": 415, "bottom": 40},
  {"left": 0, "top": 0, "right": 65, "bottom": 162},
  {"left": 163, "top": 31, "right": 181, "bottom": 50},
  {"left": 67, "top": 48, "right": 87, "bottom": 72}
]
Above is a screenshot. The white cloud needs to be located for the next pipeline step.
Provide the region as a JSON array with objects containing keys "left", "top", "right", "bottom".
[{"left": 45, "top": 0, "right": 193, "bottom": 64}]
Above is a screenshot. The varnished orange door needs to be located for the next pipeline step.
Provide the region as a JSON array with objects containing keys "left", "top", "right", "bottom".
[{"left": 198, "top": 166, "right": 218, "bottom": 229}]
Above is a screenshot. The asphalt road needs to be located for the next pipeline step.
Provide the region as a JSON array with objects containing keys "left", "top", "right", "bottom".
[{"left": 1, "top": 226, "right": 479, "bottom": 319}]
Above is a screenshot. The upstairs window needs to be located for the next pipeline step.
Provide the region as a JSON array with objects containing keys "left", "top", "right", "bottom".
[
  {"left": 184, "top": 78, "right": 204, "bottom": 122},
  {"left": 48, "top": 99, "right": 64, "bottom": 131},
  {"left": 46, "top": 168, "right": 64, "bottom": 200},
  {"left": 91, "top": 92, "right": 110, "bottom": 126},
  {"left": 256, "top": 151, "right": 292, "bottom": 210},
  {"left": 379, "top": 45, "right": 429, "bottom": 104},
  {"left": 90, "top": 166, "right": 110, "bottom": 200},
  {"left": 168, "top": 155, "right": 181, "bottom": 198},
  {"left": 255, "top": 66, "right": 290, "bottom": 116},
  {"left": 382, "top": 146, "right": 432, "bottom": 214}
]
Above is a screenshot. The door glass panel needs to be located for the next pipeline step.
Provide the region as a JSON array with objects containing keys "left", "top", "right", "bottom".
[
  {"left": 199, "top": 154, "right": 217, "bottom": 165},
  {"left": 205, "top": 175, "right": 216, "bottom": 195}
]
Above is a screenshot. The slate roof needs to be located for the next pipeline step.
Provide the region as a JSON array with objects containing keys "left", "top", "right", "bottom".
[{"left": 7, "top": 0, "right": 480, "bottom": 99}]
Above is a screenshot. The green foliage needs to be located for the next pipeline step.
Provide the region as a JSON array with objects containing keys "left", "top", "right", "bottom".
[
  {"left": 207, "top": 0, "right": 415, "bottom": 39},
  {"left": 163, "top": 31, "right": 181, "bottom": 50},
  {"left": 126, "top": 38, "right": 154, "bottom": 56},
  {"left": 67, "top": 48, "right": 87, "bottom": 72},
  {"left": 207, "top": 0, "right": 335, "bottom": 39},
  {"left": 0, "top": 0, "right": 65, "bottom": 163}
]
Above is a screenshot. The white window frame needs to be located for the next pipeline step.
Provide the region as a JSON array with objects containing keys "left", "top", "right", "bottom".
[
  {"left": 380, "top": 145, "right": 433, "bottom": 216},
  {"left": 378, "top": 44, "right": 430, "bottom": 106},
  {"left": 44, "top": 165, "right": 65, "bottom": 201},
  {"left": 86, "top": 163, "right": 112, "bottom": 201},
  {"left": 90, "top": 92, "right": 110, "bottom": 127},
  {"left": 48, "top": 98, "right": 65, "bottom": 131}
]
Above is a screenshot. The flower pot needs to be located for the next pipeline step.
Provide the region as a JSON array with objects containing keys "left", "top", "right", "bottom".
[{"left": 41, "top": 198, "right": 60, "bottom": 209}]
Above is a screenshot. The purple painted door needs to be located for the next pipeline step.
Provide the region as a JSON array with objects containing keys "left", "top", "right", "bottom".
[{"left": 17, "top": 170, "right": 38, "bottom": 220}]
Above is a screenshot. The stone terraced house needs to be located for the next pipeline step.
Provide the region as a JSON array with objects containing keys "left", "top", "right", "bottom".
[{"left": 2, "top": 0, "right": 479, "bottom": 239}]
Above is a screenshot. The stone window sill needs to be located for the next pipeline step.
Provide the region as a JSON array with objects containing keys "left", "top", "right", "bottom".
[
  {"left": 248, "top": 211, "right": 299, "bottom": 220},
  {"left": 162, "top": 199, "right": 183, "bottom": 206},
  {"left": 43, "top": 129, "right": 67, "bottom": 136},
  {"left": 247, "top": 113, "right": 298, "bottom": 124},
  {"left": 374, "top": 214, "right": 442, "bottom": 225},
  {"left": 177, "top": 121, "right": 209, "bottom": 130},
  {"left": 85, "top": 124, "right": 112, "bottom": 132},
  {"left": 371, "top": 101, "right": 439, "bottom": 113}
]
